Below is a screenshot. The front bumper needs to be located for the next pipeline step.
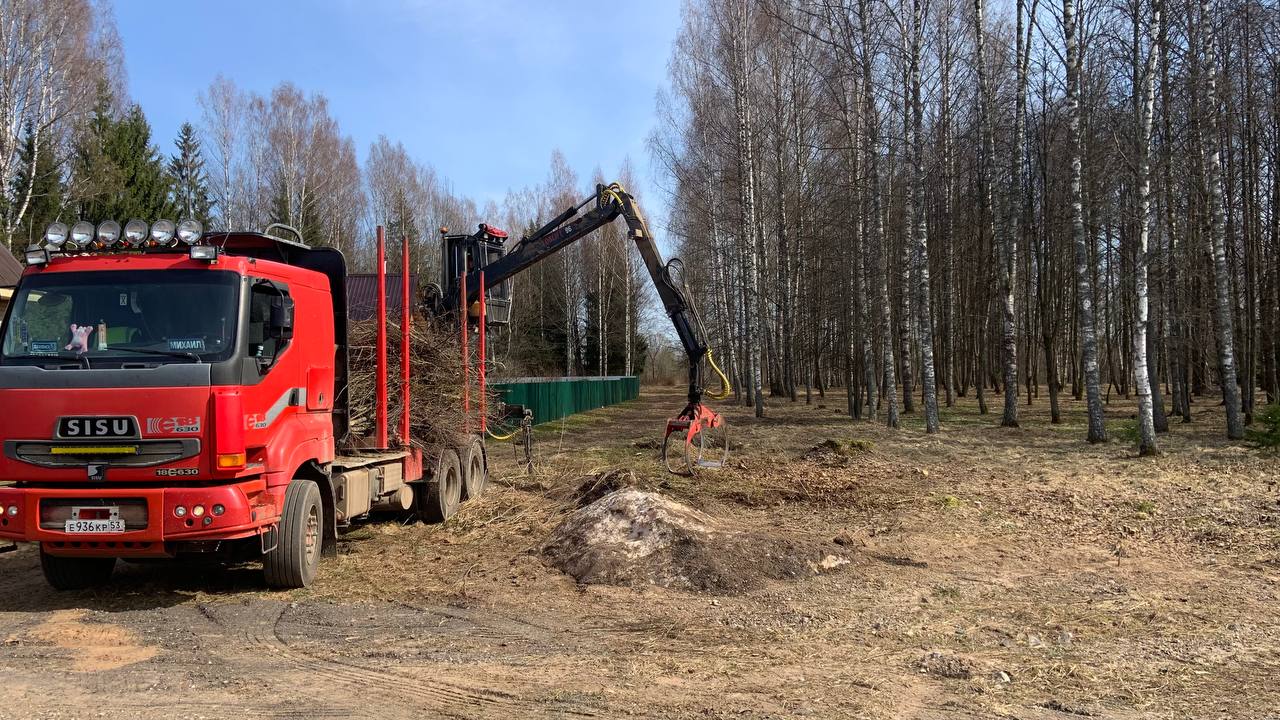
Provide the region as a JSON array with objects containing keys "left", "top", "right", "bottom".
[{"left": 0, "top": 478, "right": 278, "bottom": 556}]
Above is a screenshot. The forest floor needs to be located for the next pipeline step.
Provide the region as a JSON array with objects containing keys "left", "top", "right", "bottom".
[{"left": 0, "top": 385, "right": 1276, "bottom": 719}]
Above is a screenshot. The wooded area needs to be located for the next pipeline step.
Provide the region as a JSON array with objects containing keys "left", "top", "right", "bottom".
[
  {"left": 5, "top": 0, "right": 1279, "bottom": 450},
  {"left": 652, "top": 0, "right": 1280, "bottom": 451}
]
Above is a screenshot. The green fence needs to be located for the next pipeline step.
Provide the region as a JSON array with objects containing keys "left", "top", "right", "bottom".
[{"left": 490, "top": 376, "right": 640, "bottom": 425}]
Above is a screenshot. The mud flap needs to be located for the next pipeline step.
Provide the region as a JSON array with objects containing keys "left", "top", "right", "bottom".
[{"left": 259, "top": 524, "right": 279, "bottom": 554}]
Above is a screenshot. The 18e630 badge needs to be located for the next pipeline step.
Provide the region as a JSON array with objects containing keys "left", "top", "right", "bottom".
[{"left": 155, "top": 468, "right": 199, "bottom": 477}]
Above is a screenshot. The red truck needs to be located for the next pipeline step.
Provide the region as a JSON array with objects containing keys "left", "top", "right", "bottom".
[
  {"left": 0, "top": 184, "right": 728, "bottom": 591},
  {"left": 0, "top": 219, "right": 484, "bottom": 589}
]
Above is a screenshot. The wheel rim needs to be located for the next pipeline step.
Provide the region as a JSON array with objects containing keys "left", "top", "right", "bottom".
[
  {"left": 304, "top": 505, "right": 319, "bottom": 565},
  {"left": 470, "top": 455, "right": 484, "bottom": 493}
]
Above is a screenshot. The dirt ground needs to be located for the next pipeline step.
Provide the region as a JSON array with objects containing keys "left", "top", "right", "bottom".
[{"left": 0, "top": 385, "right": 1277, "bottom": 719}]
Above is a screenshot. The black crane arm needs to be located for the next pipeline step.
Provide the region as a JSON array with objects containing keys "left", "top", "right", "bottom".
[{"left": 444, "top": 183, "right": 724, "bottom": 405}]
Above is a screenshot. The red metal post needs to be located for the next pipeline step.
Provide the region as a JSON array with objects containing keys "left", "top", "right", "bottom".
[
  {"left": 400, "top": 235, "right": 411, "bottom": 447},
  {"left": 461, "top": 271, "right": 470, "bottom": 434},
  {"left": 376, "top": 226, "right": 388, "bottom": 448},
  {"left": 478, "top": 271, "right": 487, "bottom": 433}
]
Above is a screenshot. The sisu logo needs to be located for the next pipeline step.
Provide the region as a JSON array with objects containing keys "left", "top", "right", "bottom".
[{"left": 146, "top": 416, "right": 202, "bottom": 434}]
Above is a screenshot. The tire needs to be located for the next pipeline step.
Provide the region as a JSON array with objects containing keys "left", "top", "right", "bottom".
[
  {"left": 459, "top": 436, "right": 487, "bottom": 501},
  {"left": 419, "top": 449, "right": 461, "bottom": 523},
  {"left": 264, "top": 479, "right": 323, "bottom": 589},
  {"left": 40, "top": 549, "right": 115, "bottom": 591}
]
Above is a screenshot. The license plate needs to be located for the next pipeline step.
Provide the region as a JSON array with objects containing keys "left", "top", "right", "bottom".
[{"left": 64, "top": 519, "right": 126, "bottom": 533}]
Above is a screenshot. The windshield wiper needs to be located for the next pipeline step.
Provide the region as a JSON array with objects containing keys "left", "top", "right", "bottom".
[
  {"left": 2, "top": 353, "right": 90, "bottom": 368},
  {"left": 105, "top": 347, "right": 203, "bottom": 363}
]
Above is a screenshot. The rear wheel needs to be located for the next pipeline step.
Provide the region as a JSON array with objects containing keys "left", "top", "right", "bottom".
[
  {"left": 459, "top": 436, "right": 487, "bottom": 500},
  {"left": 264, "top": 479, "right": 322, "bottom": 589},
  {"left": 40, "top": 549, "right": 115, "bottom": 591},
  {"left": 419, "top": 449, "right": 461, "bottom": 522}
]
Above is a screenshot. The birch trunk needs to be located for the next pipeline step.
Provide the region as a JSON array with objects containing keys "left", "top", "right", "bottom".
[
  {"left": 911, "top": 0, "right": 939, "bottom": 432},
  {"left": 859, "top": 0, "right": 899, "bottom": 428},
  {"left": 1064, "top": 0, "right": 1108, "bottom": 442},
  {"left": 1132, "top": 2, "right": 1160, "bottom": 455},
  {"left": 731, "top": 10, "right": 765, "bottom": 418},
  {"left": 1198, "top": 0, "right": 1244, "bottom": 439}
]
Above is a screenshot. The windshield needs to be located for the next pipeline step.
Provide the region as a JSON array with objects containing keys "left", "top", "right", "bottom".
[{"left": 1, "top": 270, "right": 240, "bottom": 366}]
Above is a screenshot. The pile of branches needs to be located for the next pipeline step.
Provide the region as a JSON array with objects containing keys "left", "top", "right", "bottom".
[{"left": 345, "top": 318, "right": 498, "bottom": 450}]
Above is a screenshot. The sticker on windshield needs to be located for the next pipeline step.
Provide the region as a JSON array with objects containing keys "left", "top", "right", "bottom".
[
  {"left": 168, "top": 338, "right": 205, "bottom": 352},
  {"left": 29, "top": 340, "right": 58, "bottom": 356}
]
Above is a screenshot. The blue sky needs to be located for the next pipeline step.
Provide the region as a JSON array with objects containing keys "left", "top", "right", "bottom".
[{"left": 113, "top": 0, "right": 683, "bottom": 230}]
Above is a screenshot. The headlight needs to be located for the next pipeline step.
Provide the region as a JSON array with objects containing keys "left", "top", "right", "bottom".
[
  {"left": 150, "top": 219, "right": 176, "bottom": 245},
  {"left": 124, "top": 219, "right": 148, "bottom": 247},
  {"left": 97, "top": 220, "right": 122, "bottom": 247},
  {"left": 70, "top": 221, "right": 94, "bottom": 248},
  {"left": 177, "top": 219, "right": 203, "bottom": 245},
  {"left": 44, "top": 222, "right": 68, "bottom": 248}
]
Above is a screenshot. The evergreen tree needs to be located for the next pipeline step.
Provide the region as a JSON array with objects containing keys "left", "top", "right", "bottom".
[
  {"left": 74, "top": 88, "right": 175, "bottom": 223},
  {"left": 269, "top": 182, "right": 325, "bottom": 243},
  {"left": 168, "top": 122, "right": 212, "bottom": 224},
  {"left": 10, "top": 122, "right": 64, "bottom": 248}
]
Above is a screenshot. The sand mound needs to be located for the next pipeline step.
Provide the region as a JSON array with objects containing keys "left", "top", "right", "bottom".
[{"left": 543, "top": 489, "right": 851, "bottom": 593}]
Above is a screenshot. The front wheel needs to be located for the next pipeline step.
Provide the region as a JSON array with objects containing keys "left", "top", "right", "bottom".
[
  {"left": 264, "top": 479, "right": 323, "bottom": 589},
  {"left": 40, "top": 549, "right": 115, "bottom": 591}
]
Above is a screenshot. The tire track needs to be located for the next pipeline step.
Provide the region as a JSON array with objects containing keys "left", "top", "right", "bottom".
[{"left": 198, "top": 601, "right": 598, "bottom": 718}]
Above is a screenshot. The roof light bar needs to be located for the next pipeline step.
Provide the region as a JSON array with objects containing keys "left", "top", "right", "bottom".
[{"left": 34, "top": 218, "right": 212, "bottom": 258}]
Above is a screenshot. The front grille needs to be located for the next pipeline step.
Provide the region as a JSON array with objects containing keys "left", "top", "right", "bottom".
[
  {"left": 39, "top": 498, "right": 148, "bottom": 530},
  {"left": 5, "top": 439, "right": 199, "bottom": 468}
]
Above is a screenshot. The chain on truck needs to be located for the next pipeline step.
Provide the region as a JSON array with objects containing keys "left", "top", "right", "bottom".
[{"left": 0, "top": 184, "right": 730, "bottom": 590}]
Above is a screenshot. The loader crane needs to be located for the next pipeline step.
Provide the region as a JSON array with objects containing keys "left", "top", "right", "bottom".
[{"left": 427, "top": 183, "right": 732, "bottom": 473}]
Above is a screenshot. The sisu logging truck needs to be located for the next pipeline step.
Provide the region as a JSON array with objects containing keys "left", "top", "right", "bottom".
[{"left": 0, "top": 183, "right": 729, "bottom": 590}]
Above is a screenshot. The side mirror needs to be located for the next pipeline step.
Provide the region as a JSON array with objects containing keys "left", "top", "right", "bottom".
[{"left": 268, "top": 296, "right": 294, "bottom": 340}]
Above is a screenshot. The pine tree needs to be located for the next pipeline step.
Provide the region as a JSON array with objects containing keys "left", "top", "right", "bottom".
[
  {"left": 74, "top": 89, "right": 176, "bottom": 223},
  {"left": 168, "top": 122, "right": 212, "bottom": 224}
]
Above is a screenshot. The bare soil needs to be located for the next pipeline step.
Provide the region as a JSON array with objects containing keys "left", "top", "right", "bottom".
[{"left": 0, "top": 385, "right": 1276, "bottom": 719}]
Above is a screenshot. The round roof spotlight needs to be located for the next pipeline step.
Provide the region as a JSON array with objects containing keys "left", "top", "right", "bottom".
[
  {"left": 44, "top": 222, "right": 68, "bottom": 248},
  {"left": 123, "top": 219, "right": 149, "bottom": 248},
  {"left": 96, "top": 220, "right": 122, "bottom": 248},
  {"left": 70, "top": 221, "right": 95, "bottom": 249},
  {"left": 176, "top": 219, "right": 203, "bottom": 245},
  {"left": 150, "top": 219, "right": 176, "bottom": 246}
]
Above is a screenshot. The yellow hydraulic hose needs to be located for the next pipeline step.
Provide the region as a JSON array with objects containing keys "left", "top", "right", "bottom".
[
  {"left": 704, "top": 349, "right": 732, "bottom": 400},
  {"left": 486, "top": 424, "right": 522, "bottom": 441}
]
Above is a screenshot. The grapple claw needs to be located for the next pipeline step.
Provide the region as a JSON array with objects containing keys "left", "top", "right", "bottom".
[{"left": 661, "top": 402, "right": 729, "bottom": 475}]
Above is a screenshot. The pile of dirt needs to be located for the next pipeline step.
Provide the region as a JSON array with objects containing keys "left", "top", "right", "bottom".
[
  {"left": 805, "top": 438, "right": 875, "bottom": 461},
  {"left": 542, "top": 489, "right": 851, "bottom": 593}
]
